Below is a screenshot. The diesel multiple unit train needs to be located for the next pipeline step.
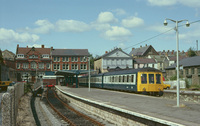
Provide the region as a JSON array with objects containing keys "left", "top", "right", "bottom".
[{"left": 79, "top": 68, "right": 164, "bottom": 96}]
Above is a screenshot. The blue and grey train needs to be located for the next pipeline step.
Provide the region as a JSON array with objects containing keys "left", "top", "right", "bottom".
[{"left": 79, "top": 67, "right": 164, "bottom": 96}]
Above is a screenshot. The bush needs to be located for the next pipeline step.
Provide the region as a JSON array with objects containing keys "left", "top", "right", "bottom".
[{"left": 185, "top": 79, "right": 190, "bottom": 89}]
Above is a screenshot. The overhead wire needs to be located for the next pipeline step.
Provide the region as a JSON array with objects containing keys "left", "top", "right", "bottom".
[{"left": 122, "top": 19, "right": 200, "bottom": 51}]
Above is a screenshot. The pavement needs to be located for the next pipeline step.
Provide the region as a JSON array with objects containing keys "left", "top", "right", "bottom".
[{"left": 56, "top": 85, "right": 200, "bottom": 126}]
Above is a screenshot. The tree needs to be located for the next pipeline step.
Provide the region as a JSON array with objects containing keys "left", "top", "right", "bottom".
[
  {"left": 0, "top": 49, "right": 4, "bottom": 65},
  {"left": 187, "top": 47, "right": 196, "bottom": 57}
]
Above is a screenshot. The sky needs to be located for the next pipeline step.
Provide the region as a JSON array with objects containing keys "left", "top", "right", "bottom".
[{"left": 0, "top": 0, "right": 200, "bottom": 56}]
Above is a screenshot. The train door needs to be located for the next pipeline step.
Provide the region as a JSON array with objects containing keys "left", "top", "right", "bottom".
[
  {"left": 137, "top": 72, "right": 148, "bottom": 92},
  {"left": 148, "top": 73, "right": 154, "bottom": 91}
]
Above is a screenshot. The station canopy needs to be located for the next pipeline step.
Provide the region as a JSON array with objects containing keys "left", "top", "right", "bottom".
[{"left": 55, "top": 70, "right": 89, "bottom": 76}]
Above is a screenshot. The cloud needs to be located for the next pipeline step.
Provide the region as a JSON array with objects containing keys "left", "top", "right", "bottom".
[
  {"left": 97, "top": 12, "right": 118, "bottom": 24},
  {"left": 0, "top": 28, "right": 39, "bottom": 43},
  {"left": 33, "top": 20, "right": 54, "bottom": 34},
  {"left": 147, "top": 0, "right": 177, "bottom": 6},
  {"left": 147, "top": 0, "right": 200, "bottom": 7},
  {"left": 91, "top": 23, "right": 111, "bottom": 31},
  {"left": 113, "top": 9, "right": 127, "bottom": 16},
  {"left": 122, "top": 17, "right": 144, "bottom": 28},
  {"left": 103, "top": 26, "right": 132, "bottom": 41},
  {"left": 55, "top": 20, "right": 90, "bottom": 32}
]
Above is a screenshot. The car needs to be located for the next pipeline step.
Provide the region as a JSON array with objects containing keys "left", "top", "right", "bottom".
[{"left": 163, "top": 84, "right": 171, "bottom": 89}]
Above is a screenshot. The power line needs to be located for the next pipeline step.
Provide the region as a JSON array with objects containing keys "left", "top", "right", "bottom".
[
  {"left": 123, "top": 19, "right": 200, "bottom": 51},
  {"left": 123, "top": 28, "right": 174, "bottom": 50}
]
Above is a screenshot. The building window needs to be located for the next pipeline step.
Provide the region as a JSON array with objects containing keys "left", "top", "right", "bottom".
[
  {"left": 84, "top": 64, "right": 87, "bottom": 70},
  {"left": 191, "top": 68, "right": 195, "bottom": 74},
  {"left": 42, "top": 54, "right": 49, "bottom": 58},
  {"left": 39, "top": 63, "right": 44, "bottom": 69},
  {"left": 71, "top": 57, "right": 78, "bottom": 62},
  {"left": 185, "top": 69, "right": 189, "bottom": 75},
  {"left": 23, "top": 63, "right": 29, "bottom": 69},
  {"left": 71, "top": 64, "right": 75, "bottom": 70},
  {"left": 54, "top": 64, "right": 57, "bottom": 70},
  {"left": 57, "top": 64, "right": 60, "bottom": 70},
  {"left": 198, "top": 68, "right": 200, "bottom": 74},
  {"left": 54, "top": 64, "right": 60, "bottom": 70},
  {"left": 80, "top": 57, "right": 87, "bottom": 62},
  {"left": 81, "top": 64, "right": 83, "bottom": 70},
  {"left": 62, "top": 57, "right": 69, "bottom": 62},
  {"left": 63, "top": 64, "right": 69, "bottom": 70},
  {"left": 46, "top": 63, "right": 50, "bottom": 69},
  {"left": 53, "top": 57, "right": 60, "bottom": 62},
  {"left": 17, "top": 54, "right": 24, "bottom": 58},
  {"left": 31, "top": 62, "right": 37, "bottom": 69},
  {"left": 17, "top": 63, "right": 20, "bottom": 69}
]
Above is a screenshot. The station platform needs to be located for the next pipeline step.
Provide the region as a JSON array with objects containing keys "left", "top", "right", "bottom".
[{"left": 56, "top": 86, "right": 200, "bottom": 126}]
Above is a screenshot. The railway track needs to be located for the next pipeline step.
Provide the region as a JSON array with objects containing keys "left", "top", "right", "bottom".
[{"left": 46, "top": 89, "right": 104, "bottom": 126}]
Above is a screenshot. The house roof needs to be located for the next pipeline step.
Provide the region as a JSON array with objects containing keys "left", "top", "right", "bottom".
[
  {"left": 95, "top": 48, "right": 131, "bottom": 61},
  {"left": 2, "top": 50, "right": 15, "bottom": 60},
  {"left": 166, "top": 56, "right": 200, "bottom": 69},
  {"left": 129, "top": 45, "right": 158, "bottom": 57},
  {"left": 17, "top": 47, "right": 51, "bottom": 55},
  {"left": 168, "top": 55, "right": 186, "bottom": 61},
  {"left": 52, "top": 49, "right": 89, "bottom": 56},
  {"left": 134, "top": 58, "right": 156, "bottom": 64}
]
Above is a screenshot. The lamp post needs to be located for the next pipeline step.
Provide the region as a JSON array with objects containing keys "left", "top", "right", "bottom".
[
  {"left": 164, "top": 18, "right": 190, "bottom": 107},
  {"left": 88, "top": 57, "right": 90, "bottom": 92},
  {"left": 84, "top": 56, "right": 90, "bottom": 92}
]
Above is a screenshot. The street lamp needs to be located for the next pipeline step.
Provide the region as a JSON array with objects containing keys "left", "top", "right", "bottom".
[
  {"left": 84, "top": 56, "right": 90, "bottom": 92},
  {"left": 164, "top": 18, "right": 190, "bottom": 107},
  {"left": 88, "top": 57, "right": 90, "bottom": 92}
]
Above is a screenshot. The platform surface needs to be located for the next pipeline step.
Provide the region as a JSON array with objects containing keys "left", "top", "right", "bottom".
[{"left": 56, "top": 86, "right": 200, "bottom": 126}]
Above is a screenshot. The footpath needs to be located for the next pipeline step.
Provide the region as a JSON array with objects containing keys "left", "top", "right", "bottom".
[{"left": 56, "top": 86, "right": 200, "bottom": 126}]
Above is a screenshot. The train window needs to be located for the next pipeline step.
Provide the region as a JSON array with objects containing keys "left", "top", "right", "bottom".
[
  {"left": 156, "top": 74, "right": 161, "bottom": 84},
  {"left": 123, "top": 76, "right": 125, "bottom": 82},
  {"left": 149, "top": 74, "right": 154, "bottom": 84},
  {"left": 141, "top": 74, "right": 147, "bottom": 84},
  {"left": 127, "top": 75, "right": 129, "bottom": 82},
  {"left": 131, "top": 75, "right": 134, "bottom": 82},
  {"left": 119, "top": 76, "right": 121, "bottom": 82},
  {"left": 112, "top": 76, "right": 114, "bottom": 82}
]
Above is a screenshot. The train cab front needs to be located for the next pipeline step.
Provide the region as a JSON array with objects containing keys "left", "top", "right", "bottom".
[{"left": 137, "top": 72, "right": 164, "bottom": 96}]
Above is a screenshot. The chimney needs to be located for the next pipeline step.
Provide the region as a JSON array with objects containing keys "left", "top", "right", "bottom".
[
  {"left": 41, "top": 45, "right": 44, "bottom": 48},
  {"left": 182, "top": 50, "right": 184, "bottom": 53},
  {"left": 163, "top": 50, "right": 165, "bottom": 53},
  {"left": 17, "top": 44, "right": 19, "bottom": 48},
  {"left": 132, "top": 48, "right": 135, "bottom": 51},
  {"left": 172, "top": 50, "right": 174, "bottom": 54},
  {"left": 105, "top": 51, "right": 108, "bottom": 54},
  {"left": 27, "top": 46, "right": 28, "bottom": 48},
  {"left": 51, "top": 47, "right": 53, "bottom": 50}
]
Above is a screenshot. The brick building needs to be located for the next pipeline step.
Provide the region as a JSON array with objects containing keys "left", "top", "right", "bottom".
[
  {"left": 52, "top": 49, "right": 90, "bottom": 71},
  {"left": 15, "top": 45, "right": 52, "bottom": 82}
]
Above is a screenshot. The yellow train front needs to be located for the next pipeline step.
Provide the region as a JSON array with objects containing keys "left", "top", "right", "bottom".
[
  {"left": 79, "top": 67, "right": 164, "bottom": 96},
  {"left": 137, "top": 68, "right": 164, "bottom": 96}
]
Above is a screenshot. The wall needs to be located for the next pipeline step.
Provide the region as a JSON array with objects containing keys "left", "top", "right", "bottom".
[
  {"left": 94, "top": 58, "right": 102, "bottom": 73},
  {"left": 1, "top": 82, "right": 25, "bottom": 126}
]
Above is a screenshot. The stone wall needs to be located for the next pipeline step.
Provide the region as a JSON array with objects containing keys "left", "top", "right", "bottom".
[{"left": 2, "top": 82, "right": 25, "bottom": 126}]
